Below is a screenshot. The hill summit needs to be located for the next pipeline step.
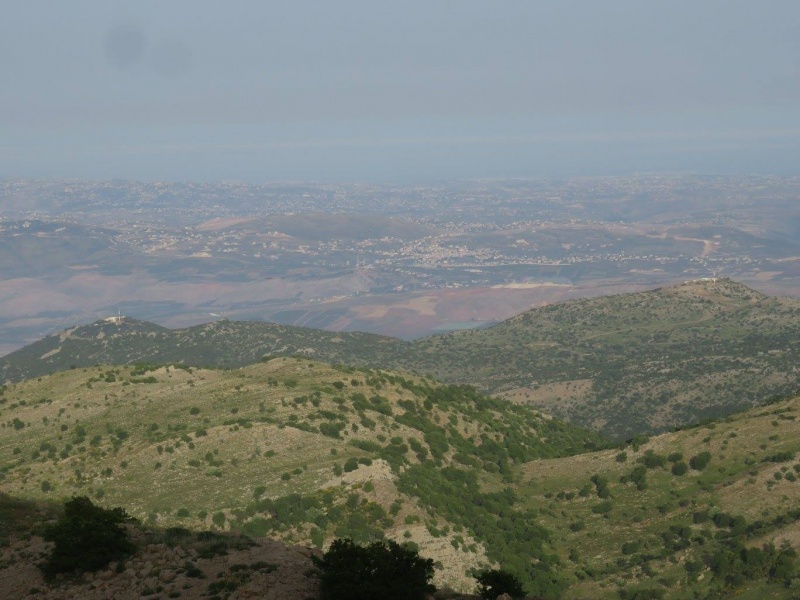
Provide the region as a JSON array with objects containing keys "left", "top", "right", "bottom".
[{"left": 403, "top": 278, "right": 800, "bottom": 437}]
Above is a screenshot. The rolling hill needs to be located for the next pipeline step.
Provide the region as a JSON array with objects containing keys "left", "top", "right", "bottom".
[
  {"left": 6, "top": 361, "right": 800, "bottom": 597},
  {"left": 403, "top": 278, "right": 800, "bottom": 438},
  {"left": 0, "top": 359, "right": 602, "bottom": 594},
  {"left": 0, "top": 318, "right": 409, "bottom": 384},
  {"left": 3, "top": 279, "right": 800, "bottom": 439}
]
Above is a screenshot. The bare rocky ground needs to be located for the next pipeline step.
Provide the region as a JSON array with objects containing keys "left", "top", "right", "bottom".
[
  {"left": 0, "top": 527, "right": 321, "bottom": 600},
  {"left": 0, "top": 528, "right": 490, "bottom": 600}
]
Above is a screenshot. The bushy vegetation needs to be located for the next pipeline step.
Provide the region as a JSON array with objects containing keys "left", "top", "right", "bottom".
[
  {"left": 312, "top": 538, "right": 435, "bottom": 600},
  {"left": 476, "top": 568, "right": 526, "bottom": 599},
  {"left": 42, "top": 496, "right": 135, "bottom": 576},
  {"left": 398, "top": 464, "right": 565, "bottom": 599},
  {"left": 689, "top": 451, "right": 712, "bottom": 470}
]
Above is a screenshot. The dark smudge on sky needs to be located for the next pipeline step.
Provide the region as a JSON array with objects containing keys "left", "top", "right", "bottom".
[
  {"left": 104, "top": 23, "right": 145, "bottom": 70},
  {"left": 104, "top": 22, "right": 192, "bottom": 78}
]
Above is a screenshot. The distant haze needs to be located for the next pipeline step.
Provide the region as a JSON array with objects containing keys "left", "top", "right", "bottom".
[{"left": 2, "top": 1, "right": 800, "bottom": 182}]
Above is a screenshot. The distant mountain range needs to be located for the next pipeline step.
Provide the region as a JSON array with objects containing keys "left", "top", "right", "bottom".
[{"left": 3, "top": 278, "right": 799, "bottom": 439}]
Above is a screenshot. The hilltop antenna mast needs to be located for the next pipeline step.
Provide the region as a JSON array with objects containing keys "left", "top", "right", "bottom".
[{"left": 103, "top": 308, "right": 125, "bottom": 324}]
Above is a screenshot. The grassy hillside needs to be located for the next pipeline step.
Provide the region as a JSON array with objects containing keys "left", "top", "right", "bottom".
[
  {"left": 0, "top": 359, "right": 602, "bottom": 594},
  {"left": 512, "top": 392, "right": 800, "bottom": 599},
  {"left": 6, "top": 361, "right": 800, "bottom": 597},
  {"left": 404, "top": 278, "right": 800, "bottom": 438},
  {"left": 4, "top": 278, "right": 800, "bottom": 439}
]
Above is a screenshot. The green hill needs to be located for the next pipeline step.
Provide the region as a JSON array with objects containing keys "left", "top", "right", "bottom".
[
  {"left": 511, "top": 391, "right": 800, "bottom": 599},
  {"left": 6, "top": 362, "right": 800, "bottom": 597},
  {"left": 3, "top": 278, "right": 800, "bottom": 439},
  {"left": 403, "top": 278, "right": 800, "bottom": 438},
  {"left": 0, "top": 359, "right": 602, "bottom": 594},
  {"left": 0, "top": 318, "right": 408, "bottom": 383}
]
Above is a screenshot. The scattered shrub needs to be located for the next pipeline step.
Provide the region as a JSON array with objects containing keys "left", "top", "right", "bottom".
[
  {"left": 671, "top": 462, "right": 688, "bottom": 476},
  {"left": 212, "top": 511, "right": 226, "bottom": 528},
  {"left": 639, "top": 450, "right": 667, "bottom": 469},
  {"left": 763, "top": 451, "right": 795, "bottom": 463},
  {"left": 689, "top": 451, "right": 712, "bottom": 471},
  {"left": 592, "top": 500, "right": 613, "bottom": 515},
  {"left": 618, "top": 587, "right": 665, "bottom": 599}
]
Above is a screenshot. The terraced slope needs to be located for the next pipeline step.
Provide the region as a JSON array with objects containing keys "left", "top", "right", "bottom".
[
  {"left": 7, "top": 365, "right": 800, "bottom": 597},
  {"left": 0, "top": 360, "right": 602, "bottom": 594}
]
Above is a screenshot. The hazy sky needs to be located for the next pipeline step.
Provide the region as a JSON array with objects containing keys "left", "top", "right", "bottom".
[{"left": 2, "top": 1, "right": 800, "bottom": 182}]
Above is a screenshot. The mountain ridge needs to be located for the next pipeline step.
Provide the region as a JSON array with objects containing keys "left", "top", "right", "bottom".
[{"left": 3, "top": 278, "right": 800, "bottom": 438}]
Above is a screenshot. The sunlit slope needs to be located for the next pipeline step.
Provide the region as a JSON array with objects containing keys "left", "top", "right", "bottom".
[
  {"left": 0, "top": 359, "right": 602, "bottom": 592},
  {"left": 7, "top": 360, "right": 800, "bottom": 597},
  {"left": 515, "top": 392, "right": 800, "bottom": 599}
]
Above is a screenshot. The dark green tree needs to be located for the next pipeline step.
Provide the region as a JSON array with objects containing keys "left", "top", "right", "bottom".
[
  {"left": 476, "top": 569, "right": 526, "bottom": 599},
  {"left": 313, "top": 538, "right": 435, "bottom": 600},
  {"left": 689, "top": 451, "right": 712, "bottom": 470},
  {"left": 42, "top": 496, "right": 135, "bottom": 576}
]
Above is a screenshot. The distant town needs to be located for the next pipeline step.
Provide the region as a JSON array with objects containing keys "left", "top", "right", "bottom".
[{"left": 1, "top": 174, "right": 798, "bottom": 354}]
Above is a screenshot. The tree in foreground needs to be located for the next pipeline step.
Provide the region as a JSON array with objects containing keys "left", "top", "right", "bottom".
[
  {"left": 476, "top": 568, "right": 526, "bottom": 599},
  {"left": 42, "top": 496, "right": 135, "bottom": 576},
  {"left": 313, "top": 538, "right": 435, "bottom": 600}
]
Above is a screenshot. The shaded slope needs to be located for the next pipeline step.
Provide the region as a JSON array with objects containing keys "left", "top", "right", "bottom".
[{"left": 0, "top": 493, "right": 322, "bottom": 600}]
